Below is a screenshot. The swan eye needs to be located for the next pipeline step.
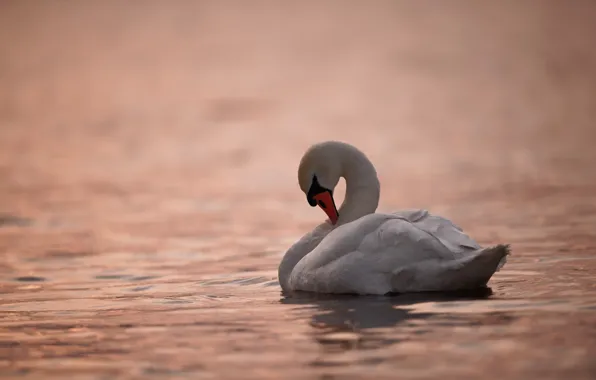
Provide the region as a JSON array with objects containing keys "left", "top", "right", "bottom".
[{"left": 318, "top": 200, "right": 327, "bottom": 208}]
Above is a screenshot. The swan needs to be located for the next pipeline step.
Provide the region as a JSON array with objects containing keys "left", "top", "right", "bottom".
[{"left": 278, "top": 141, "right": 510, "bottom": 295}]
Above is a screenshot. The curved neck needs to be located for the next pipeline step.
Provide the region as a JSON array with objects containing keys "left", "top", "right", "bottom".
[{"left": 336, "top": 146, "right": 380, "bottom": 226}]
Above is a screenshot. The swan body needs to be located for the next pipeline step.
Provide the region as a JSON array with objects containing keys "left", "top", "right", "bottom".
[{"left": 278, "top": 141, "right": 509, "bottom": 295}]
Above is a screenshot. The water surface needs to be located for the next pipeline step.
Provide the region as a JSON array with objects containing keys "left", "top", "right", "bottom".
[{"left": 1, "top": 1, "right": 596, "bottom": 379}]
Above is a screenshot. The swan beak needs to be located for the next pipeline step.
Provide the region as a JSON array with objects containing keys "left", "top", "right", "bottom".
[{"left": 313, "top": 191, "right": 339, "bottom": 225}]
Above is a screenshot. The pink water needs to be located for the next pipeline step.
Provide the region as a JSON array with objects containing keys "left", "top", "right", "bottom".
[{"left": 1, "top": 1, "right": 595, "bottom": 379}]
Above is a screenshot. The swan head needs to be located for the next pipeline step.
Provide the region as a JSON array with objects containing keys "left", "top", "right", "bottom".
[{"left": 298, "top": 142, "right": 343, "bottom": 225}]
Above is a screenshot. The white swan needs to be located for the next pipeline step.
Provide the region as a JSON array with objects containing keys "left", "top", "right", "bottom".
[{"left": 278, "top": 141, "right": 510, "bottom": 295}]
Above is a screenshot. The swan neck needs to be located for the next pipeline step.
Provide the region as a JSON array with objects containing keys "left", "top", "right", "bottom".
[{"left": 337, "top": 149, "right": 380, "bottom": 225}]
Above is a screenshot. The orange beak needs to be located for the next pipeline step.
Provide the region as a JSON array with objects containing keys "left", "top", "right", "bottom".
[{"left": 313, "top": 191, "right": 339, "bottom": 225}]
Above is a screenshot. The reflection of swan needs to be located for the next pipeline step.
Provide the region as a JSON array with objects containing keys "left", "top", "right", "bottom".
[
  {"left": 280, "top": 289, "right": 493, "bottom": 356},
  {"left": 281, "top": 288, "right": 493, "bottom": 330},
  {"left": 279, "top": 141, "right": 510, "bottom": 295}
]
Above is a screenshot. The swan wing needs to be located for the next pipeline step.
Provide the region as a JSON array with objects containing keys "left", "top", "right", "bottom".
[
  {"left": 391, "top": 209, "right": 481, "bottom": 255},
  {"left": 289, "top": 214, "right": 456, "bottom": 294}
]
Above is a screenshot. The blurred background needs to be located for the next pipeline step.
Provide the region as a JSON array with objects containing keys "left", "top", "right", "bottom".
[{"left": 1, "top": 1, "right": 595, "bottom": 379}]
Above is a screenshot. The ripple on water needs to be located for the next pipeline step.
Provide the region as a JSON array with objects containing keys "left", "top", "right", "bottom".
[
  {"left": 94, "top": 274, "right": 159, "bottom": 281},
  {"left": 0, "top": 214, "right": 32, "bottom": 227},
  {"left": 129, "top": 285, "right": 154, "bottom": 292},
  {"left": 197, "top": 275, "right": 275, "bottom": 287},
  {"left": 13, "top": 276, "right": 47, "bottom": 282}
]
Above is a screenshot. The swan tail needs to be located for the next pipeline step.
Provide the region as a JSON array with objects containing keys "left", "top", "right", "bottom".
[{"left": 390, "top": 244, "right": 511, "bottom": 293}]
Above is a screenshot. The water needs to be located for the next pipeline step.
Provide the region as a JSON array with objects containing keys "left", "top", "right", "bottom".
[{"left": 1, "top": 1, "right": 596, "bottom": 379}]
